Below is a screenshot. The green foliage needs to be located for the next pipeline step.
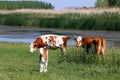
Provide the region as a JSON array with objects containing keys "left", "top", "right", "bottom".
[
  {"left": 95, "top": 0, "right": 104, "bottom": 7},
  {"left": 115, "top": 0, "right": 120, "bottom": 7},
  {"left": 103, "top": 0, "right": 109, "bottom": 7},
  {"left": 60, "top": 47, "right": 98, "bottom": 64},
  {"left": 95, "top": 0, "right": 120, "bottom": 7},
  {"left": 0, "top": 42, "right": 120, "bottom": 80},
  {"left": 108, "top": 0, "right": 116, "bottom": 7},
  {"left": 0, "top": 1, "right": 54, "bottom": 10},
  {"left": 0, "top": 12, "right": 120, "bottom": 31}
]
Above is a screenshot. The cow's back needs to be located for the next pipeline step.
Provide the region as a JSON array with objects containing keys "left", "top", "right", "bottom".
[{"left": 40, "top": 34, "right": 68, "bottom": 48}]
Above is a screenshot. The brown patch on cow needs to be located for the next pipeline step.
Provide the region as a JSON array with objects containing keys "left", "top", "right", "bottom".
[
  {"left": 49, "top": 36, "right": 56, "bottom": 43},
  {"left": 82, "top": 37, "right": 94, "bottom": 47},
  {"left": 45, "top": 37, "right": 48, "bottom": 39},
  {"left": 34, "top": 37, "right": 45, "bottom": 49},
  {"left": 81, "top": 37, "right": 95, "bottom": 53},
  {"left": 94, "top": 38, "right": 106, "bottom": 54},
  {"left": 62, "top": 36, "right": 70, "bottom": 49},
  {"left": 42, "top": 48, "right": 48, "bottom": 61}
]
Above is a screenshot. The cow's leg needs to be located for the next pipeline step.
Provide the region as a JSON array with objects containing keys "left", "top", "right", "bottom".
[
  {"left": 96, "top": 40, "right": 101, "bottom": 61},
  {"left": 60, "top": 47, "right": 66, "bottom": 55},
  {"left": 85, "top": 44, "right": 91, "bottom": 53},
  {"left": 44, "top": 58, "right": 48, "bottom": 72},
  {"left": 39, "top": 48, "right": 48, "bottom": 72},
  {"left": 98, "top": 54, "right": 101, "bottom": 61},
  {"left": 58, "top": 47, "right": 67, "bottom": 63},
  {"left": 101, "top": 54, "right": 105, "bottom": 64},
  {"left": 40, "top": 56, "right": 44, "bottom": 72},
  {"left": 44, "top": 50, "right": 48, "bottom": 73}
]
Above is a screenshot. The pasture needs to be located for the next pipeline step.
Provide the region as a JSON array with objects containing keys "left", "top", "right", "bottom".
[{"left": 0, "top": 42, "right": 120, "bottom": 80}]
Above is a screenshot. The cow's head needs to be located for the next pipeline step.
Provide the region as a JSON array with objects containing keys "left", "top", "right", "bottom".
[
  {"left": 29, "top": 43, "right": 36, "bottom": 53},
  {"left": 74, "top": 36, "right": 82, "bottom": 47},
  {"left": 29, "top": 37, "right": 44, "bottom": 53}
]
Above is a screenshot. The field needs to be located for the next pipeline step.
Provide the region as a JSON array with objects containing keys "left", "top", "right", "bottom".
[{"left": 0, "top": 42, "right": 120, "bottom": 80}]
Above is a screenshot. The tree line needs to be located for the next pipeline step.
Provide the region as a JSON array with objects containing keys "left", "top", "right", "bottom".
[
  {"left": 95, "top": 0, "right": 120, "bottom": 7},
  {"left": 0, "top": 1, "right": 54, "bottom": 10}
]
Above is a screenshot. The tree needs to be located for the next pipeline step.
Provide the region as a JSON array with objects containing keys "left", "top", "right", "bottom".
[
  {"left": 95, "top": 0, "right": 120, "bottom": 7},
  {"left": 103, "top": 0, "right": 109, "bottom": 7},
  {"left": 95, "top": 0, "right": 103, "bottom": 7},
  {"left": 108, "top": 0, "right": 116, "bottom": 6},
  {"left": 115, "top": 0, "right": 120, "bottom": 7}
]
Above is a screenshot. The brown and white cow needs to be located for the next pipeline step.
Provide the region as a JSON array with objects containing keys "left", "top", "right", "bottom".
[
  {"left": 74, "top": 36, "right": 106, "bottom": 62},
  {"left": 29, "top": 34, "right": 70, "bottom": 72}
]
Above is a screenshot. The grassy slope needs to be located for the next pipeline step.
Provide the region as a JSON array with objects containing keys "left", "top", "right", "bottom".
[{"left": 0, "top": 42, "right": 120, "bottom": 80}]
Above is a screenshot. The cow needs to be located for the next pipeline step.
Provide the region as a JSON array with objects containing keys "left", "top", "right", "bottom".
[
  {"left": 29, "top": 34, "right": 70, "bottom": 72},
  {"left": 74, "top": 36, "right": 106, "bottom": 63}
]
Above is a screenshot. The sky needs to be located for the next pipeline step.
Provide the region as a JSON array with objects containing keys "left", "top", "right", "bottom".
[
  {"left": 3, "top": 0, "right": 97, "bottom": 9},
  {"left": 39, "top": 0, "right": 97, "bottom": 9}
]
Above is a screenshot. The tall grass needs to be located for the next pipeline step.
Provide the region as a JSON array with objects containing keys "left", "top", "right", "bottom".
[
  {"left": 0, "top": 12, "right": 120, "bottom": 31},
  {"left": 0, "top": 42, "right": 120, "bottom": 80}
]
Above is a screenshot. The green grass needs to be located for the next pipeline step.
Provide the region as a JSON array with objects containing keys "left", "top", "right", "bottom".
[{"left": 0, "top": 42, "right": 120, "bottom": 80}]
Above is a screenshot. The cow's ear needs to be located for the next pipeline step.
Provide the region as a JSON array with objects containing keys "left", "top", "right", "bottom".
[
  {"left": 34, "top": 44, "right": 37, "bottom": 47},
  {"left": 33, "top": 43, "right": 38, "bottom": 48},
  {"left": 73, "top": 38, "right": 76, "bottom": 40},
  {"left": 73, "top": 35, "right": 77, "bottom": 40},
  {"left": 82, "top": 38, "right": 85, "bottom": 41}
]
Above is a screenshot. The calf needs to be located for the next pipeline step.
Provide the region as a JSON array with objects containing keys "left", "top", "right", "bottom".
[
  {"left": 29, "top": 34, "right": 70, "bottom": 72},
  {"left": 74, "top": 36, "right": 106, "bottom": 62}
]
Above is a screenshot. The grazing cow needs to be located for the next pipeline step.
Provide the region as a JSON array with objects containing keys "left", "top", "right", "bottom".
[
  {"left": 74, "top": 36, "right": 106, "bottom": 62},
  {"left": 29, "top": 34, "right": 70, "bottom": 72}
]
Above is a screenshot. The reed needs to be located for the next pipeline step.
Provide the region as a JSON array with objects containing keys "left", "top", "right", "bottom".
[{"left": 0, "top": 11, "right": 120, "bottom": 31}]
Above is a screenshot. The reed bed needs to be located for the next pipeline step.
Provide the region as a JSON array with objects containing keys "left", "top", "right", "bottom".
[
  {"left": 0, "top": 10, "right": 120, "bottom": 31},
  {"left": 0, "top": 8, "right": 120, "bottom": 14}
]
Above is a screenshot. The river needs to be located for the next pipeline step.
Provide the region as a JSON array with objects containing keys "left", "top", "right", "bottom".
[{"left": 0, "top": 29, "right": 120, "bottom": 48}]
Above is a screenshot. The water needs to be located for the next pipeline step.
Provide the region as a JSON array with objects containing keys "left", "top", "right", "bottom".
[{"left": 0, "top": 30, "right": 120, "bottom": 48}]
